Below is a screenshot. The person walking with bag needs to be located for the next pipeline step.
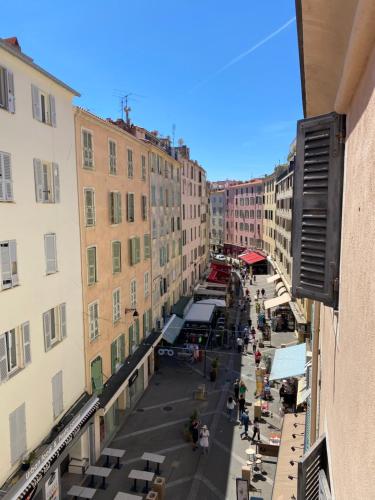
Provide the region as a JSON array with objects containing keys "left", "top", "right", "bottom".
[
  {"left": 251, "top": 417, "right": 261, "bottom": 442},
  {"left": 200, "top": 425, "right": 210, "bottom": 454},
  {"left": 240, "top": 410, "right": 250, "bottom": 439},
  {"left": 226, "top": 396, "right": 236, "bottom": 422}
]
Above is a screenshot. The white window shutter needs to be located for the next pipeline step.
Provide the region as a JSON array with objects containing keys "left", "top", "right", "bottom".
[
  {"left": 44, "top": 234, "right": 57, "bottom": 274},
  {"left": 52, "top": 163, "right": 60, "bottom": 202},
  {"left": 59, "top": 303, "right": 67, "bottom": 339},
  {"left": 43, "top": 310, "right": 52, "bottom": 351},
  {"left": 49, "top": 94, "right": 56, "bottom": 127},
  {"left": 9, "top": 240, "right": 18, "bottom": 286},
  {"left": 0, "top": 334, "right": 8, "bottom": 382},
  {"left": 33, "top": 158, "right": 43, "bottom": 202},
  {"left": 6, "top": 70, "right": 15, "bottom": 113},
  {"left": 31, "top": 84, "right": 41, "bottom": 121},
  {"left": 1, "top": 152, "right": 13, "bottom": 201},
  {"left": 52, "top": 371, "right": 63, "bottom": 418},
  {"left": 0, "top": 153, "right": 4, "bottom": 201},
  {"left": 0, "top": 242, "right": 11, "bottom": 289},
  {"left": 22, "top": 322, "right": 31, "bottom": 365},
  {"left": 10, "top": 403, "right": 27, "bottom": 464}
]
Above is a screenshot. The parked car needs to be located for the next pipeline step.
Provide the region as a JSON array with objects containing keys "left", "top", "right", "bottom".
[{"left": 214, "top": 254, "right": 226, "bottom": 261}]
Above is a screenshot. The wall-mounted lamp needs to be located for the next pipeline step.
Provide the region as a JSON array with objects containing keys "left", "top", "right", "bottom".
[
  {"left": 293, "top": 422, "right": 304, "bottom": 428},
  {"left": 125, "top": 308, "right": 139, "bottom": 318},
  {"left": 291, "top": 445, "right": 304, "bottom": 452},
  {"left": 292, "top": 433, "right": 304, "bottom": 438},
  {"left": 288, "top": 475, "right": 297, "bottom": 480}
]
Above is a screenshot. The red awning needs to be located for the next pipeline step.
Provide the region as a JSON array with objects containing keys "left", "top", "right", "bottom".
[
  {"left": 239, "top": 251, "right": 266, "bottom": 265},
  {"left": 207, "top": 269, "right": 230, "bottom": 284}
]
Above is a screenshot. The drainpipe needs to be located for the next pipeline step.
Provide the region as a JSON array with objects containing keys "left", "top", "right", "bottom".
[{"left": 310, "top": 300, "right": 321, "bottom": 445}]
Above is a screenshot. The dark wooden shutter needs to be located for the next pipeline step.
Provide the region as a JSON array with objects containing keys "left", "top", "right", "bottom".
[
  {"left": 292, "top": 112, "right": 345, "bottom": 308},
  {"left": 297, "top": 434, "right": 330, "bottom": 500}
]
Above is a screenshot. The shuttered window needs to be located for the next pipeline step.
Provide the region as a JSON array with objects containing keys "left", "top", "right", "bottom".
[
  {"left": 0, "top": 322, "right": 32, "bottom": 384},
  {"left": 292, "top": 113, "right": 345, "bottom": 308},
  {"left": 88, "top": 301, "right": 99, "bottom": 341},
  {"left": 82, "top": 130, "right": 94, "bottom": 169},
  {"left": 31, "top": 84, "right": 56, "bottom": 126},
  {"left": 112, "top": 241, "right": 121, "bottom": 273},
  {"left": 297, "top": 434, "right": 330, "bottom": 500},
  {"left": 127, "top": 193, "right": 135, "bottom": 222},
  {"left": 128, "top": 324, "right": 135, "bottom": 355},
  {"left": 0, "top": 66, "right": 15, "bottom": 113},
  {"left": 91, "top": 356, "right": 103, "bottom": 394},
  {"left": 44, "top": 233, "right": 58, "bottom": 274},
  {"left": 144, "top": 272, "right": 149, "bottom": 297},
  {"left": 141, "top": 155, "right": 147, "bottom": 180},
  {"left": 52, "top": 371, "right": 63, "bottom": 419},
  {"left": 87, "top": 246, "right": 97, "bottom": 285},
  {"left": 151, "top": 186, "right": 156, "bottom": 206},
  {"left": 0, "top": 151, "right": 13, "bottom": 201},
  {"left": 111, "top": 334, "right": 125, "bottom": 374},
  {"left": 0, "top": 240, "right": 18, "bottom": 289},
  {"left": 109, "top": 140, "right": 117, "bottom": 174},
  {"left": 113, "top": 288, "right": 121, "bottom": 323},
  {"left": 43, "top": 304, "right": 67, "bottom": 351},
  {"left": 144, "top": 234, "right": 150, "bottom": 260},
  {"left": 134, "top": 318, "right": 140, "bottom": 346},
  {"left": 34, "top": 159, "right": 60, "bottom": 203},
  {"left": 127, "top": 149, "right": 133, "bottom": 178},
  {"left": 9, "top": 403, "right": 26, "bottom": 464},
  {"left": 141, "top": 195, "right": 148, "bottom": 220},
  {"left": 84, "top": 188, "right": 96, "bottom": 226},
  {"left": 129, "top": 237, "right": 140, "bottom": 265},
  {"left": 130, "top": 279, "right": 137, "bottom": 308},
  {"left": 110, "top": 192, "right": 122, "bottom": 224}
]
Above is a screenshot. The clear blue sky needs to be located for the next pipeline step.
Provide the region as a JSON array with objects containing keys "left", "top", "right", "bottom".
[{"left": 3, "top": 0, "right": 302, "bottom": 181}]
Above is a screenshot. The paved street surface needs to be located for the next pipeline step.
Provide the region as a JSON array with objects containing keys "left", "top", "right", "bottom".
[{"left": 63, "top": 274, "right": 296, "bottom": 500}]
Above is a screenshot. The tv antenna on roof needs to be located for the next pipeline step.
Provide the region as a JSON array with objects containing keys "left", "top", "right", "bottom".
[{"left": 112, "top": 90, "right": 147, "bottom": 123}]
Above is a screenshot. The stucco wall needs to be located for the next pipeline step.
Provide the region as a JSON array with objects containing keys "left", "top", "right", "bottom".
[{"left": 318, "top": 42, "right": 375, "bottom": 499}]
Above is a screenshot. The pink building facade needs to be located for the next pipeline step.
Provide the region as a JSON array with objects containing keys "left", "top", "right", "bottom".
[{"left": 224, "top": 180, "right": 264, "bottom": 256}]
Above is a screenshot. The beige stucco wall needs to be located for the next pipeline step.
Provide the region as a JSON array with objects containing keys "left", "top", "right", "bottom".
[
  {"left": 75, "top": 109, "right": 152, "bottom": 392},
  {"left": 262, "top": 175, "right": 276, "bottom": 259},
  {"left": 0, "top": 49, "right": 85, "bottom": 482},
  {"left": 318, "top": 41, "right": 375, "bottom": 500}
]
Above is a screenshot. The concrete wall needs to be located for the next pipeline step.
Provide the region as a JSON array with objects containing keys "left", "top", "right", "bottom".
[
  {"left": 0, "top": 48, "right": 85, "bottom": 482},
  {"left": 318, "top": 41, "right": 375, "bottom": 500}
]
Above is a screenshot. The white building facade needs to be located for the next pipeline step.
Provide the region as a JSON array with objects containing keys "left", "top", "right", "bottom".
[
  {"left": 0, "top": 38, "right": 93, "bottom": 499},
  {"left": 209, "top": 189, "right": 224, "bottom": 253}
]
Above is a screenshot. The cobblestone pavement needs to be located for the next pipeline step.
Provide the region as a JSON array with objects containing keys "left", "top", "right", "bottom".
[{"left": 62, "top": 273, "right": 296, "bottom": 500}]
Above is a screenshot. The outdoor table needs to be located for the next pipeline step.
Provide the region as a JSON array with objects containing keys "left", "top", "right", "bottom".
[
  {"left": 141, "top": 451, "right": 166, "bottom": 475},
  {"left": 67, "top": 485, "right": 96, "bottom": 499},
  {"left": 113, "top": 493, "right": 143, "bottom": 500},
  {"left": 245, "top": 447, "right": 256, "bottom": 461},
  {"left": 128, "top": 469, "right": 154, "bottom": 493},
  {"left": 85, "top": 465, "right": 112, "bottom": 490},
  {"left": 102, "top": 447, "right": 126, "bottom": 469}
]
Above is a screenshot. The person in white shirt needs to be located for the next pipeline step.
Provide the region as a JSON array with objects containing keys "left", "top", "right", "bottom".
[
  {"left": 200, "top": 425, "right": 210, "bottom": 454},
  {"left": 236, "top": 336, "right": 243, "bottom": 353}
]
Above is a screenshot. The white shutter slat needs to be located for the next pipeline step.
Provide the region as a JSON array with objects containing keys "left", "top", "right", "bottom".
[
  {"left": 43, "top": 310, "right": 52, "bottom": 351},
  {"left": 31, "top": 84, "right": 41, "bottom": 121},
  {"left": 0, "top": 242, "right": 12, "bottom": 289},
  {"left": 44, "top": 234, "right": 57, "bottom": 274},
  {"left": 33, "top": 158, "right": 43, "bottom": 202},
  {"left": 52, "top": 163, "right": 60, "bottom": 203},
  {"left": 49, "top": 94, "right": 56, "bottom": 127},
  {"left": 2, "top": 152, "right": 13, "bottom": 201},
  {"left": 0, "top": 334, "right": 8, "bottom": 382},
  {"left": 0, "top": 153, "right": 4, "bottom": 201},
  {"left": 9, "top": 240, "right": 18, "bottom": 286},
  {"left": 60, "top": 303, "right": 67, "bottom": 339},
  {"left": 22, "top": 322, "right": 31, "bottom": 365},
  {"left": 6, "top": 70, "right": 15, "bottom": 113}
]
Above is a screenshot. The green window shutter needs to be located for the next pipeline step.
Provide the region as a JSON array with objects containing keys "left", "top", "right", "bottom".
[
  {"left": 112, "top": 241, "right": 121, "bottom": 273},
  {"left": 143, "top": 312, "right": 146, "bottom": 336},
  {"left": 119, "top": 334, "right": 125, "bottom": 362},
  {"left": 144, "top": 234, "right": 150, "bottom": 260},
  {"left": 136, "top": 237, "right": 141, "bottom": 263},
  {"left": 87, "top": 247, "right": 96, "bottom": 284},
  {"left": 148, "top": 308, "right": 152, "bottom": 332},
  {"left": 135, "top": 318, "right": 140, "bottom": 344},
  {"left": 111, "top": 340, "right": 117, "bottom": 374},
  {"left": 91, "top": 357, "right": 103, "bottom": 394},
  {"left": 129, "top": 324, "right": 134, "bottom": 355}
]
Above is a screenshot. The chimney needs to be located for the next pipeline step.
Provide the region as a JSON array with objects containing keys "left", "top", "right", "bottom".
[{"left": 4, "top": 37, "right": 21, "bottom": 52}]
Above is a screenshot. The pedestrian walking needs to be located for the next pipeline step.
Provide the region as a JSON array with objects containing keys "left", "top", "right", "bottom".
[
  {"left": 253, "top": 275, "right": 256, "bottom": 282},
  {"left": 244, "top": 334, "right": 249, "bottom": 353},
  {"left": 239, "top": 380, "right": 247, "bottom": 398},
  {"left": 251, "top": 417, "right": 261, "bottom": 442},
  {"left": 238, "top": 394, "right": 246, "bottom": 421},
  {"left": 252, "top": 339, "right": 257, "bottom": 354},
  {"left": 191, "top": 419, "right": 200, "bottom": 451},
  {"left": 251, "top": 327, "right": 256, "bottom": 337},
  {"left": 248, "top": 318, "right": 252, "bottom": 328},
  {"left": 200, "top": 425, "right": 210, "bottom": 454},
  {"left": 226, "top": 396, "right": 236, "bottom": 422},
  {"left": 240, "top": 410, "right": 250, "bottom": 439},
  {"left": 233, "top": 379, "right": 240, "bottom": 402},
  {"left": 261, "top": 288, "right": 265, "bottom": 297},
  {"left": 236, "top": 336, "right": 243, "bottom": 353},
  {"left": 255, "top": 349, "right": 262, "bottom": 367},
  {"left": 256, "top": 289, "right": 260, "bottom": 298}
]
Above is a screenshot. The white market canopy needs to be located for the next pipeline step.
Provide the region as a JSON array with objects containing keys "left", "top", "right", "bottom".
[
  {"left": 264, "top": 293, "right": 291, "bottom": 310},
  {"left": 196, "top": 299, "right": 226, "bottom": 307},
  {"left": 184, "top": 303, "right": 216, "bottom": 323}
]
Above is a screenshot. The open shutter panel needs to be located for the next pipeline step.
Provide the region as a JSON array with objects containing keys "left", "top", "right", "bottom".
[
  {"left": 22, "top": 322, "right": 31, "bottom": 365},
  {"left": 297, "top": 434, "right": 329, "bottom": 500},
  {"left": 60, "top": 303, "right": 67, "bottom": 338},
  {"left": 52, "top": 163, "right": 60, "bottom": 202},
  {"left": 111, "top": 341, "right": 117, "bottom": 374},
  {"left": 0, "top": 153, "right": 4, "bottom": 201},
  {"left": 0, "top": 334, "right": 8, "bottom": 382},
  {"left": 135, "top": 318, "right": 140, "bottom": 344},
  {"left": 109, "top": 193, "right": 114, "bottom": 223},
  {"left": 10, "top": 403, "right": 26, "bottom": 464},
  {"left": 45, "top": 234, "right": 57, "bottom": 274},
  {"left": 49, "top": 94, "right": 56, "bottom": 127},
  {"left": 85, "top": 189, "right": 95, "bottom": 225},
  {"left": 119, "top": 334, "right": 125, "bottom": 362},
  {"left": 292, "top": 113, "right": 345, "bottom": 308},
  {"left": 31, "top": 84, "right": 41, "bottom": 121},
  {"left": 6, "top": 70, "right": 15, "bottom": 113},
  {"left": 2, "top": 152, "right": 13, "bottom": 201},
  {"left": 43, "top": 310, "right": 52, "bottom": 351},
  {"left": 113, "top": 242, "right": 121, "bottom": 272},
  {"left": 33, "top": 158, "right": 43, "bottom": 202},
  {"left": 0, "top": 242, "right": 11, "bottom": 289},
  {"left": 9, "top": 240, "right": 18, "bottom": 286},
  {"left": 52, "top": 371, "right": 63, "bottom": 418}
]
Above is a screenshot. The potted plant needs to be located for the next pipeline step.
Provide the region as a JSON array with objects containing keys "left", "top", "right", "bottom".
[
  {"left": 183, "top": 410, "right": 199, "bottom": 442},
  {"left": 21, "top": 451, "right": 35, "bottom": 471}
]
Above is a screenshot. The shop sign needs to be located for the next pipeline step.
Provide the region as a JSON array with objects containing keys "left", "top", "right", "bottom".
[
  {"left": 157, "top": 348, "right": 174, "bottom": 356},
  {"left": 129, "top": 370, "right": 138, "bottom": 386},
  {"left": 45, "top": 469, "right": 59, "bottom": 500}
]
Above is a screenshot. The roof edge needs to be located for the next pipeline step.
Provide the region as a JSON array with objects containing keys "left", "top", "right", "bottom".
[{"left": 295, "top": 0, "right": 307, "bottom": 117}]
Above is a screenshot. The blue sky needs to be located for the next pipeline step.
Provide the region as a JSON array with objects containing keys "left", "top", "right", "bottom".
[{"left": 3, "top": 0, "right": 302, "bottom": 181}]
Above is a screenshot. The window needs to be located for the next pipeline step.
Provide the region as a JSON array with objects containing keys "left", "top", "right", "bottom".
[
  {"left": 141, "top": 155, "right": 147, "bottom": 180},
  {"left": 31, "top": 84, "right": 56, "bottom": 126},
  {"left": 0, "top": 151, "right": 13, "bottom": 201},
  {"left": 113, "top": 288, "right": 121, "bottom": 323},
  {"left": 109, "top": 140, "right": 117, "bottom": 174},
  {"left": 151, "top": 185, "right": 156, "bottom": 206},
  {"left": 128, "top": 324, "right": 136, "bottom": 355},
  {"left": 91, "top": 356, "right": 103, "bottom": 393},
  {"left": 84, "top": 188, "right": 96, "bottom": 227},
  {"left": 112, "top": 241, "right": 121, "bottom": 273},
  {"left": 152, "top": 220, "right": 157, "bottom": 239},
  {"left": 127, "top": 149, "right": 133, "bottom": 178},
  {"left": 34, "top": 159, "right": 60, "bottom": 203},
  {"left": 109, "top": 192, "right": 122, "bottom": 224},
  {"left": 0, "top": 240, "right": 18, "bottom": 290},
  {"left": 88, "top": 301, "right": 99, "bottom": 341},
  {"left": 159, "top": 187, "right": 164, "bottom": 206},
  {"left": 82, "top": 130, "right": 93, "bottom": 169},
  {"left": 144, "top": 234, "right": 151, "bottom": 259},
  {"left": 52, "top": 371, "right": 63, "bottom": 418},
  {"left": 0, "top": 66, "right": 15, "bottom": 113},
  {"left": 144, "top": 272, "right": 149, "bottom": 297},
  {"left": 111, "top": 335, "right": 125, "bottom": 374},
  {"left": 44, "top": 233, "right": 58, "bottom": 274},
  {"left": 130, "top": 279, "right": 137, "bottom": 308},
  {"left": 129, "top": 237, "right": 141, "bottom": 265},
  {"left": 9, "top": 403, "right": 26, "bottom": 465},
  {"left": 142, "top": 309, "right": 151, "bottom": 337},
  {"left": 87, "top": 246, "right": 97, "bottom": 285},
  {"left": 141, "top": 195, "right": 148, "bottom": 221},
  {"left": 127, "top": 193, "right": 135, "bottom": 222},
  {"left": 0, "top": 322, "right": 31, "bottom": 383},
  {"left": 43, "top": 303, "right": 67, "bottom": 351}
]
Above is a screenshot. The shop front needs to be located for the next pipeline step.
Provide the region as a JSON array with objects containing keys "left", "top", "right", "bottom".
[{"left": 3, "top": 396, "right": 99, "bottom": 500}]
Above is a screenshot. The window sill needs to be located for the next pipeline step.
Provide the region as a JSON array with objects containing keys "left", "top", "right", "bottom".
[
  {"left": 0, "top": 199, "right": 15, "bottom": 203},
  {"left": 88, "top": 282, "right": 98, "bottom": 287},
  {"left": 46, "top": 270, "right": 59, "bottom": 276}
]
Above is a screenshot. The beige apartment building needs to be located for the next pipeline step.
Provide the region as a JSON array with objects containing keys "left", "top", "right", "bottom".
[
  {"left": 262, "top": 172, "right": 276, "bottom": 260},
  {"left": 209, "top": 189, "right": 225, "bottom": 253},
  {"left": 290, "top": 1, "right": 375, "bottom": 498},
  {"left": 178, "top": 147, "right": 209, "bottom": 295},
  {"left": 74, "top": 109, "right": 156, "bottom": 453}
]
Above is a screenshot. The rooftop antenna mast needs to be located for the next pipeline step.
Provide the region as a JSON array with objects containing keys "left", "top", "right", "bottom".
[
  {"left": 172, "top": 124, "right": 176, "bottom": 146},
  {"left": 123, "top": 94, "right": 132, "bottom": 125}
]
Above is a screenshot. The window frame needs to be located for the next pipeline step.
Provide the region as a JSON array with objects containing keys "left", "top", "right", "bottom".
[{"left": 82, "top": 128, "right": 94, "bottom": 169}]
